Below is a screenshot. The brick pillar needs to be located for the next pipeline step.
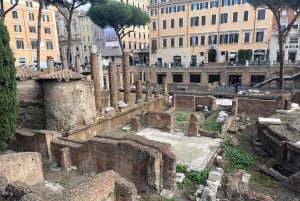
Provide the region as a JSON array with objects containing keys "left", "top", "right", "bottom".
[
  {"left": 47, "top": 56, "right": 54, "bottom": 74},
  {"left": 109, "top": 62, "right": 118, "bottom": 109},
  {"left": 123, "top": 53, "right": 131, "bottom": 104},
  {"left": 75, "top": 52, "right": 81, "bottom": 73},
  {"left": 89, "top": 45, "right": 102, "bottom": 112},
  {"left": 162, "top": 76, "right": 168, "bottom": 96},
  {"left": 136, "top": 80, "right": 143, "bottom": 103},
  {"left": 145, "top": 80, "right": 152, "bottom": 102},
  {"left": 60, "top": 147, "right": 71, "bottom": 170}
]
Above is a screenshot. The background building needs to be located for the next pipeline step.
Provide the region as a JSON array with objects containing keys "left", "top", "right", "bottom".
[
  {"left": 148, "top": 0, "right": 273, "bottom": 67},
  {"left": 4, "top": 0, "right": 60, "bottom": 67}
]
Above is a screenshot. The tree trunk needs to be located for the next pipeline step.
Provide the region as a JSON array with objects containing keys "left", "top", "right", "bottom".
[
  {"left": 66, "top": 10, "right": 74, "bottom": 68},
  {"left": 278, "top": 34, "right": 284, "bottom": 90},
  {"left": 36, "top": 0, "right": 42, "bottom": 70}
]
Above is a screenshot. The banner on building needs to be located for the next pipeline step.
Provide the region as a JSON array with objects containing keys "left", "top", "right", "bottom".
[{"left": 104, "top": 26, "right": 119, "bottom": 47}]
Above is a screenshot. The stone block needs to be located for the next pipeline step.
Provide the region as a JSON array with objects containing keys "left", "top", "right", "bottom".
[
  {"left": 258, "top": 117, "right": 282, "bottom": 125},
  {"left": 208, "top": 171, "right": 222, "bottom": 182},
  {"left": 176, "top": 173, "right": 185, "bottom": 183},
  {"left": 160, "top": 189, "right": 174, "bottom": 199}
]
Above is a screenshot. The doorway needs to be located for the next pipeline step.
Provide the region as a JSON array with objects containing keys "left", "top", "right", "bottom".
[{"left": 208, "top": 49, "right": 217, "bottom": 62}]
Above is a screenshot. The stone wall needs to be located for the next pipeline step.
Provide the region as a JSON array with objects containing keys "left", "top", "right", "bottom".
[
  {"left": 173, "top": 94, "right": 216, "bottom": 111},
  {"left": 0, "top": 152, "right": 44, "bottom": 185},
  {"left": 17, "top": 80, "right": 45, "bottom": 129},
  {"left": 50, "top": 134, "right": 176, "bottom": 193},
  {"left": 43, "top": 80, "right": 97, "bottom": 131},
  {"left": 233, "top": 94, "right": 291, "bottom": 117},
  {"left": 144, "top": 110, "right": 173, "bottom": 132}
]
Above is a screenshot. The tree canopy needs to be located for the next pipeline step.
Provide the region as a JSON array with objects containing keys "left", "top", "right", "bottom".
[
  {"left": 87, "top": 0, "right": 150, "bottom": 53},
  {"left": 248, "top": 0, "right": 300, "bottom": 90},
  {"left": 0, "top": 21, "right": 18, "bottom": 151}
]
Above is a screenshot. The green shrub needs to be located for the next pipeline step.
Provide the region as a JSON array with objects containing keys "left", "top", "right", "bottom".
[
  {"left": 199, "top": 120, "right": 222, "bottom": 132},
  {"left": 177, "top": 178, "right": 191, "bottom": 189},
  {"left": 176, "top": 115, "right": 187, "bottom": 122},
  {"left": 187, "top": 169, "right": 210, "bottom": 185},
  {"left": 176, "top": 164, "right": 188, "bottom": 173}
]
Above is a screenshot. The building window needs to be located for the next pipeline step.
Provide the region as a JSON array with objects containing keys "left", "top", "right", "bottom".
[
  {"left": 179, "top": 37, "right": 183, "bottom": 47},
  {"left": 289, "top": 36, "right": 298, "bottom": 44},
  {"left": 171, "top": 38, "right": 175, "bottom": 47},
  {"left": 14, "top": 24, "right": 22, "bottom": 32},
  {"left": 210, "top": 0, "right": 219, "bottom": 8},
  {"left": 280, "top": 20, "right": 287, "bottom": 30},
  {"left": 200, "top": 36, "right": 205, "bottom": 45},
  {"left": 10, "top": 0, "right": 17, "bottom": 5},
  {"left": 242, "top": 0, "right": 248, "bottom": 3},
  {"left": 208, "top": 35, "right": 217, "bottom": 45},
  {"left": 46, "top": 40, "right": 53, "bottom": 49},
  {"left": 44, "top": 27, "right": 51, "bottom": 34},
  {"left": 12, "top": 10, "right": 18, "bottom": 19},
  {"left": 282, "top": 7, "right": 288, "bottom": 16},
  {"left": 292, "top": 21, "right": 299, "bottom": 30},
  {"left": 229, "top": 33, "right": 239, "bottom": 43},
  {"left": 232, "top": 0, "right": 240, "bottom": 5},
  {"left": 28, "top": 12, "right": 34, "bottom": 21},
  {"left": 43, "top": 14, "right": 49, "bottom": 22},
  {"left": 152, "top": 21, "right": 156, "bottom": 31},
  {"left": 150, "top": 0, "right": 157, "bottom": 4},
  {"left": 256, "top": 31, "right": 264, "bottom": 42},
  {"left": 169, "top": 6, "right": 176, "bottom": 13},
  {"left": 220, "top": 34, "right": 228, "bottom": 44},
  {"left": 190, "top": 16, "right": 199, "bottom": 27},
  {"left": 201, "top": 16, "right": 206, "bottom": 25},
  {"left": 211, "top": 14, "right": 216, "bottom": 25},
  {"left": 177, "top": 5, "right": 185, "bottom": 12},
  {"left": 257, "top": 9, "right": 265, "bottom": 20},
  {"left": 190, "top": 36, "right": 198, "bottom": 46},
  {"left": 191, "top": 3, "right": 199, "bottom": 11},
  {"left": 16, "top": 38, "right": 24, "bottom": 49},
  {"left": 163, "top": 20, "right": 167, "bottom": 29},
  {"left": 243, "top": 11, "right": 249, "bottom": 21},
  {"left": 173, "top": 74, "right": 183, "bottom": 83},
  {"left": 26, "top": 1, "right": 33, "bottom": 7},
  {"left": 151, "top": 9, "right": 157, "bottom": 16},
  {"left": 161, "top": 7, "right": 168, "bottom": 14},
  {"left": 200, "top": 2, "right": 208, "bottom": 9},
  {"left": 171, "top": 19, "right": 175, "bottom": 28},
  {"left": 221, "top": 13, "right": 228, "bottom": 24},
  {"left": 29, "top": 26, "right": 36, "bottom": 33},
  {"left": 30, "top": 39, "right": 37, "bottom": 49},
  {"left": 163, "top": 38, "right": 167, "bottom": 48},
  {"left": 233, "top": 12, "right": 238, "bottom": 23},
  {"left": 179, "top": 18, "right": 183, "bottom": 27},
  {"left": 18, "top": 57, "right": 26, "bottom": 65},
  {"left": 151, "top": 39, "right": 157, "bottom": 52},
  {"left": 222, "top": 0, "right": 230, "bottom": 7},
  {"left": 244, "top": 32, "right": 250, "bottom": 43}
]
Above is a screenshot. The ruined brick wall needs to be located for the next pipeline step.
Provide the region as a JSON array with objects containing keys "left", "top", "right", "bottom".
[
  {"left": 195, "top": 95, "right": 216, "bottom": 110},
  {"left": 292, "top": 91, "right": 300, "bottom": 104},
  {"left": 174, "top": 94, "right": 216, "bottom": 111},
  {"left": 51, "top": 134, "right": 176, "bottom": 193},
  {"left": 0, "top": 152, "right": 44, "bottom": 185},
  {"left": 16, "top": 80, "right": 45, "bottom": 129},
  {"left": 144, "top": 111, "right": 173, "bottom": 132},
  {"left": 43, "top": 80, "right": 97, "bottom": 131},
  {"left": 234, "top": 98, "right": 278, "bottom": 117}
]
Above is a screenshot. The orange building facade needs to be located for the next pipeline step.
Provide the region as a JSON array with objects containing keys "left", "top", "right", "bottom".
[{"left": 4, "top": 0, "right": 60, "bottom": 67}]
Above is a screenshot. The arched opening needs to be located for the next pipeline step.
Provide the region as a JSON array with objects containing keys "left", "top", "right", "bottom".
[{"left": 208, "top": 49, "right": 217, "bottom": 62}]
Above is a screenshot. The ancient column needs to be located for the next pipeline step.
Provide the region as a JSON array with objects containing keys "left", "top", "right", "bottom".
[
  {"left": 89, "top": 45, "right": 102, "bottom": 112},
  {"left": 162, "top": 76, "right": 168, "bottom": 96},
  {"left": 145, "top": 80, "right": 152, "bottom": 102},
  {"left": 123, "top": 53, "right": 131, "bottom": 104},
  {"left": 131, "top": 72, "right": 135, "bottom": 85},
  {"left": 75, "top": 52, "right": 81, "bottom": 73},
  {"left": 47, "top": 56, "right": 54, "bottom": 74},
  {"left": 98, "top": 53, "right": 104, "bottom": 89},
  {"left": 135, "top": 80, "right": 143, "bottom": 103},
  {"left": 109, "top": 62, "right": 118, "bottom": 110}
]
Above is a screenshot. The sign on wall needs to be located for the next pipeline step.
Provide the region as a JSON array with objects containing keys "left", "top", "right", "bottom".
[{"left": 104, "top": 26, "right": 119, "bottom": 47}]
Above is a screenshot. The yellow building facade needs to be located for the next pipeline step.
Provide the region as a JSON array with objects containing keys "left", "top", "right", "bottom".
[
  {"left": 4, "top": 0, "right": 59, "bottom": 67},
  {"left": 148, "top": 0, "right": 273, "bottom": 66}
]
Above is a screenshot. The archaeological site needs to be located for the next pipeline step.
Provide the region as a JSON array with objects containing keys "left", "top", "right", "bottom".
[{"left": 1, "top": 54, "right": 300, "bottom": 201}]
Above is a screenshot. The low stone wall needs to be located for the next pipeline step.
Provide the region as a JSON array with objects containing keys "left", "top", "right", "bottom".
[
  {"left": 50, "top": 134, "right": 176, "bottom": 193},
  {"left": 173, "top": 94, "right": 216, "bottom": 111},
  {"left": 144, "top": 110, "right": 174, "bottom": 132},
  {"left": 0, "top": 152, "right": 44, "bottom": 185},
  {"left": 232, "top": 94, "right": 291, "bottom": 117}
]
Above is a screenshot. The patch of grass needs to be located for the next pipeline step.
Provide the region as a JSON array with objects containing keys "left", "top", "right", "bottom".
[
  {"left": 175, "top": 114, "right": 188, "bottom": 122},
  {"left": 221, "top": 143, "right": 253, "bottom": 172},
  {"left": 187, "top": 169, "right": 210, "bottom": 185},
  {"left": 176, "top": 164, "right": 189, "bottom": 173},
  {"left": 199, "top": 120, "right": 222, "bottom": 133},
  {"left": 251, "top": 172, "right": 272, "bottom": 187},
  {"left": 178, "top": 178, "right": 191, "bottom": 189}
]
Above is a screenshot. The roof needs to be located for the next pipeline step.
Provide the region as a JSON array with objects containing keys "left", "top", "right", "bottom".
[
  {"left": 16, "top": 67, "right": 41, "bottom": 80},
  {"left": 38, "top": 70, "right": 86, "bottom": 81}
]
